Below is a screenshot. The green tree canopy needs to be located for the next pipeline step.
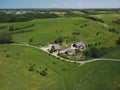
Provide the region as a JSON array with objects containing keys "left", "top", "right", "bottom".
[{"left": 0, "top": 32, "right": 13, "bottom": 44}]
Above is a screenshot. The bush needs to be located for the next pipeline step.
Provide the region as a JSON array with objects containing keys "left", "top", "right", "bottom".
[
  {"left": 75, "top": 49, "right": 80, "bottom": 54},
  {"left": 54, "top": 37, "right": 63, "bottom": 44},
  {"left": 112, "top": 18, "right": 120, "bottom": 24},
  {"left": 83, "top": 16, "right": 104, "bottom": 23},
  {"left": 52, "top": 61, "right": 57, "bottom": 64},
  {"left": 40, "top": 70, "right": 47, "bottom": 76},
  {"left": 6, "top": 54, "right": 10, "bottom": 57},
  {"left": 96, "top": 32, "right": 100, "bottom": 36},
  {"left": 72, "top": 32, "right": 80, "bottom": 35},
  {"left": 36, "top": 70, "right": 39, "bottom": 73},
  {"left": 61, "top": 68, "right": 66, "bottom": 71},
  {"left": 29, "top": 37, "right": 34, "bottom": 43},
  {"left": 0, "top": 32, "right": 13, "bottom": 44},
  {"left": 28, "top": 66, "right": 35, "bottom": 71},
  {"left": 28, "top": 64, "right": 36, "bottom": 71},
  {"left": 49, "top": 48, "right": 54, "bottom": 53},
  {"left": 84, "top": 47, "right": 105, "bottom": 58},
  {"left": 0, "top": 26, "right": 7, "bottom": 29},
  {"left": 9, "top": 26, "right": 14, "bottom": 31},
  {"left": 16, "top": 53, "right": 20, "bottom": 56},
  {"left": 116, "top": 38, "right": 120, "bottom": 45},
  {"left": 109, "top": 28, "right": 116, "bottom": 33},
  {"left": 3, "top": 48, "right": 9, "bottom": 52}
]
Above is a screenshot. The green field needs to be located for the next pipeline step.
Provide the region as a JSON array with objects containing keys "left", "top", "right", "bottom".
[
  {"left": 0, "top": 12, "right": 120, "bottom": 90},
  {"left": 0, "top": 45, "right": 120, "bottom": 90},
  {"left": 0, "top": 16, "right": 119, "bottom": 47}
]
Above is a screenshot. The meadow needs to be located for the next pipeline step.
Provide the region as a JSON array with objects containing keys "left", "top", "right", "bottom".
[
  {"left": 0, "top": 45, "right": 120, "bottom": 90},
  {"left": 0, "top": 11, "right": 120, "bottom": 90}
]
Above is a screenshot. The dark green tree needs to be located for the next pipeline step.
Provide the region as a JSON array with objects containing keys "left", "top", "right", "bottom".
[
  {"left": 40, "top": 70, "right": 47, "bottom": 76},
  {"left": 29, "top": 37, "right": 34, "bottom": 43},
  {"left": 9, "top": 26, "right": 14, "bottom": 31},
  {"left": 116, "top": 38, "right": 120, "bottom": 45},
  {"left": 54, "top": 37, "right": 63, "bottom": 44},
  {"left": 0, "top": 32, "right": 13, "bottom": 44}
]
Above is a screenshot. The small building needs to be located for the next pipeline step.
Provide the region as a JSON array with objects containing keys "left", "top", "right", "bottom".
[
  {"left": 52, "top": 44, "right": 61, "bottom": 52},
  {"left": 73, "top": 42, "right": 85, "bottom": 49},
  {"left": 66, "top": 49, "right": 75, "bottom": 56}
]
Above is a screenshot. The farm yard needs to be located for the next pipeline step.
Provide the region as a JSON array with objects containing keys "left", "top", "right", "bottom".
[{"left": 0, "top": 9, "right": 120, "bottom": 90}]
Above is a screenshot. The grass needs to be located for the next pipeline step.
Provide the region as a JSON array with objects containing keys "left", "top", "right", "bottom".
[
  {"left": 103, "top": 49, "right": 120, "bottom": 59},
  {"left": 0, "top": 45, "right": 77, "bottom": 90},
  {"left": 63, "top": 61, "right": 120, "bottom": 90},
  {"left": 0, "top": 45, "right": 120, "bottom": 90},
  {"left": 1, "top": 17, "right": 119, "bottom": 47},
  {"left": 0, "top": 13, "right": 120, "bottom": 90}
]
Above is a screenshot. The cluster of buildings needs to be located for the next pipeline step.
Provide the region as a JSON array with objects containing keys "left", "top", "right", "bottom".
[{"left": 51, "top": 42, "right": 85, "bottom": 56}]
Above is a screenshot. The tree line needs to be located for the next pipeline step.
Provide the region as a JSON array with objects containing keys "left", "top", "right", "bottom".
[
  {"left": 0, "top": 12, "right": 59, "bottom": 23},
  {"left": 84, "top": 46, "right": 120, "bottom": 59},
  {"left": 65, "top": 11, "right": 104, "bottom": 23}
]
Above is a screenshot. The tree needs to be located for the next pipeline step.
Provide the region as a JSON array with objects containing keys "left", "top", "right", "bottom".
[
  {"left": 54, "top": 37, "right": 63, "bottom": 44},
  {"left": 116, "top": 38, "right": 120, "bottom": 45},
  {"left": 84, "top": 47, "right": 104, "bottom": 58},
  {"left": 28, "top": 65, "right": 35, "bottom": 71},
  {"left": 90, "top": 47, "right": 101, "bottom": 58},
  {"left": 0, "top": 32, "right": 13, "bottom": 44},
  {"left": 29, "top": 37, "right": 34, "bottom": 43},
  {"left": 40, "top": 70, "right": 47, "bottom": 76},
  {"left": 9, "top": 26, "right": 14, "bottom": 31}
]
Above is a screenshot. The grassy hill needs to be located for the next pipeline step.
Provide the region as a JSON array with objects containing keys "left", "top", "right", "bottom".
[
  {"left": 0, "top": 12, "right": 120, "bottom": 90},
  {"left": 0, "top": 45, "right": 120, "bottom": 90},
  {"left": 0, "top": 45, "right": 78, "bottom": 90},
  {"left": 0, "top": 17, "right": 119, "bottom": 47}
]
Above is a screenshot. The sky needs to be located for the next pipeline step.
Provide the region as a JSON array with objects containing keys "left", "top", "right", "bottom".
[{"left": 0, "top": 0, "right": 120, "bottom": 9}]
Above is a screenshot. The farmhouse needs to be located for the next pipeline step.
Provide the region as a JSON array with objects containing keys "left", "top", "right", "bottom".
[
  {"left": 73, "top": 42, "right": 85, "bottom": 49},
  {"left": 52, "top": 44, "right": 61, "bottom": 52},
  {"left": 66, "top": 49, "right": 75, "bottom": 56}
]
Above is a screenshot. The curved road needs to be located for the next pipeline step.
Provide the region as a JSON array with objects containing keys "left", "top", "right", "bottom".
[{"left": 1, "top": 43, "right": 120, "bottom": 65}]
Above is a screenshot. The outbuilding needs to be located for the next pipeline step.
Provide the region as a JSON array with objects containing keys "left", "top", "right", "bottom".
[
  {"left": 66, "top": 49, "right": 75, "bottom": 56},
  {"left": 52, "top": 44, "right": 61, "bottom": 52},
  {"left": 73, "top": 42, "right": 85, "bottom": 49}
]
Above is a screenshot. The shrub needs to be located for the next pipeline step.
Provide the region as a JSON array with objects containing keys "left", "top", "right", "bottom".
[
  {"left": 96, "top": 32, "right": 100, "bottom": 36},
  {"left": 54, "top": 37, "right": 63, "bottom": 44},
  {"left": 75, "top": 49, "right": 80, "bottom": 54},
  {"left": 61, "top": 68, "right": 66, "bottom": 71},
  {"left": 109, "top": 28, "right": 116, "bottom": 33},
  {"left": 36, "top": 70, "right": 39, "bottom": 73},
  {"left": 28, "top": 66, "right": 35, "bottom": 71},
  {"left": 45, "top": 68, "right": 48, "bottom": 71},
  {"left": 3, "top": 48, "right": 9, "bottom": 52},
  {"left": 49, "top": 48, "right": 54, "bottom": 53},
  {"left": 6, "top": 54, "right": 10, "bottom": 57},
  {"left": 72, "top": 32, "right": 80, "bottom": 35},
  {"left": 9, "top": 26, "right": 14, "bottom": 31},
  {"left": 0, "top": 26, "right": 7, "bottom": 29},
  {"left": 40, "top": 70, "right": 47, "bottom": 76},
  {"left": 0, "top": 32, "right": 13, "bottom": 44},
  {"left": 28, "top": 64, "right": 36, "bottom": 71},
  {"left": 52, "top": 61, "right": 57, "bottom": 64},
  {"left": 116, "top": 38, "right": 120, "bottom": 45},
  {"left": 29, "top": 37, "right": 34, "bottom": 43},
  {"left": 84, "top": 47, "right": 104, "bottom": 58},
  {"left": 16, "top": 53, "right": 20, "bottom": 56}
]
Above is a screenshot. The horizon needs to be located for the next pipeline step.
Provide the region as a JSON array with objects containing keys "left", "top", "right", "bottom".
[{"left": 0, "top": 0, "right": 120, "bottom": 9}]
